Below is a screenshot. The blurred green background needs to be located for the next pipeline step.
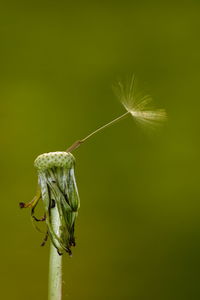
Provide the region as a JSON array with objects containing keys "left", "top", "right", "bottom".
[{"left": 1, "top": 1, "right": 200, "bottom": 299}]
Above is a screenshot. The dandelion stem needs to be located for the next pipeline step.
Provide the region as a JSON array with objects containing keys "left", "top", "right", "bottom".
[
  {"left": 48, "top": 205, "right": 62, "bottom": 300},
  {"left": 66, "top": 111, "right": 129, "bottom": 152}
]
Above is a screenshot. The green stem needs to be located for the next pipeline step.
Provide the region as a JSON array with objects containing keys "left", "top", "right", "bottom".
[{"left": 48, "top": 205, "right": 62, "bottom": 300}]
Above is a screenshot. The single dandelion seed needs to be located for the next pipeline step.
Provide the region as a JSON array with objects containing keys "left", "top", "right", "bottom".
[{"left": 67, "top": 76, "right": 167, "bottom": 152}]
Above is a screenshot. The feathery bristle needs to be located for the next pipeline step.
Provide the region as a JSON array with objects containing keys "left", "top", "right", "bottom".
[{"left": 114, "top": 76, "right": 167, "bottom": 129}]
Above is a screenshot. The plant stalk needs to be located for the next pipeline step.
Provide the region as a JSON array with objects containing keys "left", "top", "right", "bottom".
[{"left": 48, "top": 205, "right": 62, "bottom": 300}]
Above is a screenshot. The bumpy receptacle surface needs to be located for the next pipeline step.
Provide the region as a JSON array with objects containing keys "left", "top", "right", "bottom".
[{"left": 34, "top": 151, "right": 75, "bottom": 171}]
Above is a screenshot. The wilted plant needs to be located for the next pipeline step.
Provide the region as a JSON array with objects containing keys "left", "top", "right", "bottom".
[{"left": 20, "top": 77, "right": 167, "bottom": 300}]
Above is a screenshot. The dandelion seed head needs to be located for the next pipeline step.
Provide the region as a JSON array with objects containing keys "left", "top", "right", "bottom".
[
  {"left": 34, "top": 151, "right": 74, "bottom": 171},
  {"left": 114, "top": 76, "right": 167, "bottom": 130}
]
